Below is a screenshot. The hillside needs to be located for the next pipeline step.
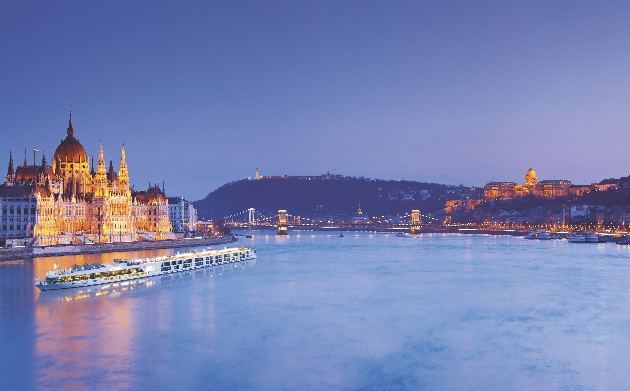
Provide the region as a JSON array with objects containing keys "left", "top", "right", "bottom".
[{"left": 193, "top": 176, "right": 466, "bottom": 219}]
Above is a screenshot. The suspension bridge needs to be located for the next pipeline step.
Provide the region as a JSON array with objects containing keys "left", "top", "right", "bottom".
[{"left": 212, "top": 208, "right": 449, "bottom": 234}]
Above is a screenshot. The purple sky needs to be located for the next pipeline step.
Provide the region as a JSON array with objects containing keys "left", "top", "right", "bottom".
[{"left": 2, "top": 1, "right": 630, "bottom": 200}]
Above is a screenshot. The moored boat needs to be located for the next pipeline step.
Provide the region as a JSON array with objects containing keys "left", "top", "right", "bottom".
[
  {"left": 617, "top": 236, "right": 630, "bottom": 245},
  {"left": 524, "top": 230, "right": 551, "bottom": 240},
  {"left": 35, "top": 246, "right": 257, "bottom": 291},
  {"left": 584, "top": 233, "right": 600, "bottom": 243},
  {"left": 567, "top": 234, "right": 586, "bottom": 243}
]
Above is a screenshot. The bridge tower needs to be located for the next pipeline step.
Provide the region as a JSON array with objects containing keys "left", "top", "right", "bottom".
[
  {"left": 277, "top": 209, "right": 288, "bottom": 235},
  {"left": 410, "top": 210, "right": 422, "bottom": 234},
  {"left": 248, "top": 208, "right": 255, "bottom": 225}
]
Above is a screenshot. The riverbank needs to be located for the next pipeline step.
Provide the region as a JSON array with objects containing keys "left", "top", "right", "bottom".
[{"left": 0, "top": 235, "right": 237, "bottom": 261}]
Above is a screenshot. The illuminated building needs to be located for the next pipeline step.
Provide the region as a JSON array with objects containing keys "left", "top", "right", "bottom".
[
  {"left": 483, "top": 182, "right": 517, "bottom": 200},
  {"left": 484, "top": 167, "right": 581, "bottom": 201},
  {"left": 167, "top": 196, "right": 197, "bottom": 233},
  {"left": 0, "top": 113, "right": 174, "bottom": 245},
  {"left": 349, "top": 204, "right": 370, "bottom": 223}
]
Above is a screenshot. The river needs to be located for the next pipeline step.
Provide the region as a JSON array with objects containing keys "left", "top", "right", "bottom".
[{"left": 2, "top": 231, "right": 630, "bottom": 390}]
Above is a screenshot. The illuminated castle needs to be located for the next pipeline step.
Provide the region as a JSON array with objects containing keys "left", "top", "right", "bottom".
[
  {"left": 483, "top": 167, "right": 589, "bottom": 200},
  {"left": 0, "top": 113, "right": 174, "bottom": 245}
]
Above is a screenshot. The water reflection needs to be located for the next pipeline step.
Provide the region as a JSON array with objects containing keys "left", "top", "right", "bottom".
[{"left": 32, "top": 256, "right": 255, "bottom": 390}]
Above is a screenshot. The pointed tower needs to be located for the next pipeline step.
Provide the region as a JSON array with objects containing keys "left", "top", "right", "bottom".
[
  {"left": 24, "top": 148, "right": 27, "bottom": 166},
  {"left": 7, "top": 151, "right": 14, "bottom": 177},
  {"left": 5, "top": 151, "right": 15, "bottom": 184},
  {"left": 39, "top": 151, "right": 47, "bottom": 184},
  {"left": 94, "top": 144, "right": 108, "bottom": 196},
  {"left": 118, "top": 145, "right": 129, "bottom": 192},
  {"left": 67, "top": 110, "right": 74, "bottom": 137}
]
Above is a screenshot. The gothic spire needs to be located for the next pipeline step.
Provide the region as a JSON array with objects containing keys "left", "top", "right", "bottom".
[
  {"left": 118, "top": 145, "right": 129, "bottom": 189},
  {"left": 94, "top": 143, "right": 108, "bottom": 196},
  {"left": 67, "top": 110, "right": 74, "bottom": 137},
  {"left": 24, "top": 147, "right": 27, "bottom": 166},
  {"left": 6, "top": 151, "right": 14, "bottom": 178}
]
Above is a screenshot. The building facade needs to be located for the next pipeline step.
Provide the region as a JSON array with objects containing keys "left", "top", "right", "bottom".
[
  {"left": 484, "top": 167, "right": 581, "bottom": 201},
  {"left": 167, "top": 196, "right": 197, "bottom": 233},
  {"left": 0, "top": 114, "right": 174, "bottom": 245}
]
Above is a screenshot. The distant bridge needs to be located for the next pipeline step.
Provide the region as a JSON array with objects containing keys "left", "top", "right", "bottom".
[{"left": 217, "top": 208, "right": 448, "bottom": 229}]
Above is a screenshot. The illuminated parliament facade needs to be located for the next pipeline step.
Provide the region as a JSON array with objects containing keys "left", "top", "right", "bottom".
[{"left": 0, "top": 114, "right": 174, "bottom": 245}]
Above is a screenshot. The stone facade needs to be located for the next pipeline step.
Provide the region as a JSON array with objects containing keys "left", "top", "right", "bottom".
[{"left": 0, "top": 113, "right": 174, "bottom": 245}]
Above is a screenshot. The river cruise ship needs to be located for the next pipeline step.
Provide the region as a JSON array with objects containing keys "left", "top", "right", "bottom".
[{"left": 35, "top": 246, "right": 257, "bottom": 291}]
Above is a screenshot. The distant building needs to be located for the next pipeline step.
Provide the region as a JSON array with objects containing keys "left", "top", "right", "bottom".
[
  {"left": 483, "top": 182, "right": 517, "bottom": 200},
  {"left": 348, "top": 204, "right": 370, "bottom": 223},
  {"left": 168, "top": 196, "right": 197, "bottom": 233},
  {"left": 594, "top": 178, "right": 618, "bottom": 191},
  {"left": 535, "top": 180, "right": 571, "bottom": 198},
  {"left": 484, "top": 167, "right": 581, "bottom": 200}
]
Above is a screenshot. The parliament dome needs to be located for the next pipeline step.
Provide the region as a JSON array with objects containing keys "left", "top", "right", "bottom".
[
  {"left": 53, "top": 113, "right": 87, "bottom": 163},
  {"left": 525, "top": 167, "right": 537, "bottom": 186}
]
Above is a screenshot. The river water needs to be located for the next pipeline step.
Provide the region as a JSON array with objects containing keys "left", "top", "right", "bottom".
[{"left": 2, "top": 231, "right": 630, "bottom": 390}]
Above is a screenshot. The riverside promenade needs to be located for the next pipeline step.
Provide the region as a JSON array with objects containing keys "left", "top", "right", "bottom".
[{"left": 0, "top": 235, "right": 237, "bottom": 261}]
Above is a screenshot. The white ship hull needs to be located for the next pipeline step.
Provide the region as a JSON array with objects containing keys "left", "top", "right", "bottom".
[{"left": 36, "top": 246, "right": 257, "bottom": 291}]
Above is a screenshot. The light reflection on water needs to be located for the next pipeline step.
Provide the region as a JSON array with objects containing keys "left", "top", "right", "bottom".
[{"left": 2, "top": 231, "right": 630, "bottom": 390}]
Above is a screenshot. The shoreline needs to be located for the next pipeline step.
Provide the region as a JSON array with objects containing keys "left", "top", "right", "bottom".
[{"left": 0, "top": 236, "right": 238, "bottom": 261}]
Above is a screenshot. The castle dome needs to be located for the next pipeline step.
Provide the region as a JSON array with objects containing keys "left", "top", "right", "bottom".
[
  {"left": 53, "top": 113, "right": 87, "bottom": 163},
  {"left": 525, "top": 167, "right": 537, "bottom": 186}
]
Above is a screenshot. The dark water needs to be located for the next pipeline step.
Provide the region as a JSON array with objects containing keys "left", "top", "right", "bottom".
[{"left": 2, "top": 231, "right": 630, "bottom": 390}]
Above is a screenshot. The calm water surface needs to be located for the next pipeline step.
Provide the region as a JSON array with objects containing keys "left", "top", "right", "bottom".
[{"left": 2, "top": 231, "right": 630, "bottom": 390}]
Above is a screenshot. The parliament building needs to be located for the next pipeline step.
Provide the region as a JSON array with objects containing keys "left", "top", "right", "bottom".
[{"left": 0, "top": 114, "right": 174, "bottom": 245}]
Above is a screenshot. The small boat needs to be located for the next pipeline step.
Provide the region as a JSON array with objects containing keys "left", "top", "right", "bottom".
[
  {"left": 339, "top": 233, "right": 345, "bottom": 237},
  {"left": 567, "top": 234, "right": 586, "bottom": 243},
  {"left": 524, "top": 231, "right": 537, "bottom": 240},
  {"left": 524, "top": 230, "right": 551, "bottom": 240},
  {"left": 584, "top": 233, "right": 600, "bottom": 243},
  {"left": 617, "top": 236, "right": 630, "bottom": 245},
  {"left": 396, "top": 232, "right": 410, "bottom": 237},
  {"left": 245, "top": 235, "right": 253, "bottom": 238}
]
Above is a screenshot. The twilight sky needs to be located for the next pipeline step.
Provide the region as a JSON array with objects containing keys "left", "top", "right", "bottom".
[{"left": 2, "top": 1, "right": 630, "bottom": 200}]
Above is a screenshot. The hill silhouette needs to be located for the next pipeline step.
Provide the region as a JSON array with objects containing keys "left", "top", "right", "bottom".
[{"left": 193, "top": 176, "right": 465, "bottom": 220}]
